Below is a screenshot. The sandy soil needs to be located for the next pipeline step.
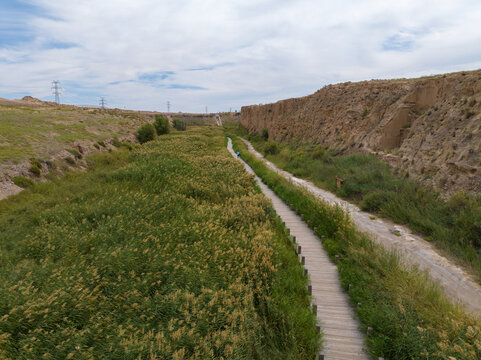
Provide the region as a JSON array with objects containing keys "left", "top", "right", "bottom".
[{"left": 242, "top": 138, "right": 481, "bottom": 315}]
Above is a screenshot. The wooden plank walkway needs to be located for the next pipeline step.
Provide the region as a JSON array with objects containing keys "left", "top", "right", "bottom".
[
  {"left": 240, "top": 138, "right": 481, "bottom": 316},
  {"left": 227, "top": 138, "right": 369, "bottom": 360}
]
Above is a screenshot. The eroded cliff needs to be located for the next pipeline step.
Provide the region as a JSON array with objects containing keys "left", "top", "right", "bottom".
[{"left": 241, "top": 70, "right": 481, "bottom": 195}]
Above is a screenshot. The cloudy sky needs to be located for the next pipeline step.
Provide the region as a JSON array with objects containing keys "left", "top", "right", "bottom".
[{"left": 1, "top": 0, "right": 481, "bottom": 112}]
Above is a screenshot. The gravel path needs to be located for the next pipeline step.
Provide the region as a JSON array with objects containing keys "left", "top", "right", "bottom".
[{"left": 241, "top": 138, "right": 481, "bottom": 315}]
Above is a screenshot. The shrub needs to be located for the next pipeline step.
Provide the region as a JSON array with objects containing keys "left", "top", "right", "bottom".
[
  {"left": 136, "top": 123, "right": 156, "bottom": 144},
  {"left": 112, "top": 138, "right": 121, "bottom": 147},
  {"left": 29, "top": 158, "right": 42, "bottom": 176},
  {"left": 119, "top": 141, "right": 134, "bottom": 151},
  {"left": 312, "top": 145, "right": 325, "bottom": 160},
  {"left": 362, "top": 108, "right": 369, "bottom": 118},
  {"left": 65, "top": 156, "right": 76, "bottom": 165},
  {"left": 13, "top": 176, "right": 34, "bottom": 188},
  {"left": 67, "top": 148, "right": 82, "bottom": 159},
  {"left": 360, "top": 191, "right": 394, "bottom": 212},
  {"left": 154, "top": 114, "right": 170, "bottom": 135},
  {"left": 262, "top": 128, "right": 269, "bottom": 140},
  {"left": 97, "top": 140, "right": 106, "bottom": 147},
  {"left": 264, "top": 141, "right": 279, "bottom": 155},
  {"left": 173, "top": 118, "right": 187, "bottom": 131}
]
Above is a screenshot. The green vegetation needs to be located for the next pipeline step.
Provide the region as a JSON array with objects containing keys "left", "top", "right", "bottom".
[
  {"left": 66, "top": 148, "right": 82, "bottom": 159},
  {"left": 264, "top": 141, "right": 280, "bottom": 155},
  {"left": 173, "top": 118, "right": 187, "bottom": 131},
  {"left": 154, "top": 114, "right": 170, "bottom": 135},
  {"left": 262, "top": 128, "right": 269, "bottom": 140},
  {"left": 0, "top": 127, "right": 319, "bottom": 359},
  {"left": 29, "top": 158, "right": 42, "bottom": 176},
  {"left": 112, "top": 137, "right": 122, "bottom": 148},
  {"left": 12, "top": 176, "right": 34, "bottom": 188},
  {"left": 65, "top": 156, "right": 76, "bottom": 165},
  {"left": 0, "top": 105, "right": 147, "bottom": 163},
  {"left": 229, "top": 133, "right": 481, "bottom": 359},
  {"left": 236, "top": 126, "right": 481, "bottom": 283},
  {"left": 135, "top": 123, "right": 156, "bottom": 144}
]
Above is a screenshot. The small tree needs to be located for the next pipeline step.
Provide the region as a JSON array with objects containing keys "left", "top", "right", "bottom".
[
  {"left": 154, "top": 114, "right": 170, "bottom": 135},
  {"left": 136, "top": 123, "right": 156, "bottom": 144}
]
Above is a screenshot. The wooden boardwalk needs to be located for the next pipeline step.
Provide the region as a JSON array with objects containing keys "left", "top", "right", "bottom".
[{"left": 227, "top": 139, "right": 369, "bottom": 360}]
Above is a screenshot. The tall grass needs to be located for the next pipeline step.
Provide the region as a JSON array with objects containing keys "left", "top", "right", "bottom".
[
  {"left": 231, "top": 124, "right": 481, "bottom": 284},
  {"left": 0, "top": 127, "right": 320, "bottom": 359},
  {"left": 229, "top": 133, "right": 481, "bottom": 359}
]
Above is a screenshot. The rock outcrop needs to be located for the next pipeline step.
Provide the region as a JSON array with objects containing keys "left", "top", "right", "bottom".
[{"left": 241, "top": 70, "right": 481, "bottom": 195}]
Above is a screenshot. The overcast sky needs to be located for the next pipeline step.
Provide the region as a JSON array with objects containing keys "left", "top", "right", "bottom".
[{"left": 1, "top": 0, "right": 481, "bottom": 112}]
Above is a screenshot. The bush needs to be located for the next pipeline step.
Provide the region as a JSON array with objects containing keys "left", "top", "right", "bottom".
[
  {"left": 264, "top": 141, "right": 279, "bottom": 155},
  {"left": 13, "top": 176, "right": 34, "bottom": 188},
  {"left": 311, "top": 145, "right": 325, "bottom": 160},
  {"left": 67, "top": 148, "right": 82, "bottom": 159},
  {"left": 262, "top": 128, "right": 269, "bottom": 140},
  {"left": 360, "top": 191, "right": 394, "bottom": 212},
  {"left": 65, "top": 156, "right": 76, "bottom": 165},
  {"left": 119, "top": 142, "right": 134, "bottom": 151},
  {"left": 136, "top": 123, "right": 156, "bottom": 144},
  {"left": 154, "top": 114, "right": 170, "bottom": 135},
  {"left": 97, "top": 141, "right": 106, "bottom": 147},
  {"left": 173, "top": 118, "right": 187, "bottom": 131},
  {"left": 112, "top": 138, "right": 121, "bottom": 147},
  {"left": 29, "top": 158, "right": 42, "bottom": 176}
]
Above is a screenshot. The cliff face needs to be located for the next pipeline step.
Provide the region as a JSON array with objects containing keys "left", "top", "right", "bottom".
[{"left": 241, "top": 70, "right": 481, "bottom": 195}]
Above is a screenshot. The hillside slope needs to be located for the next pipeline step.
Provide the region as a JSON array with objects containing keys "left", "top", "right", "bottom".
[{"left": 241, "top": 70, "right": 481, "bottom": 195}]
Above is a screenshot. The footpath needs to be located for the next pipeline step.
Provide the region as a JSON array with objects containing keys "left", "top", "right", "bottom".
[
  {"left": 227, "top": 138, "right": 369, "bottom": 360},
  {"left": 241, "top": 138, "right": 481, "bottom": 315}
]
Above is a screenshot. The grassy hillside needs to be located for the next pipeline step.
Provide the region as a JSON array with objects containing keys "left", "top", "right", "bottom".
[
  {"left": 0, "top": 105, "right": 147, "bottom": 163},
  {"left": 229, "top": 132, "right": 481, "bottom": 359},
  {"left": 232, "top": 124, "right": 481, "bottom": 285},
  {"left": 0, "top": 127, "right": 319, "bottom": 359}
]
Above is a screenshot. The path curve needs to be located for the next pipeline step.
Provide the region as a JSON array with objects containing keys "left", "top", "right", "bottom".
[
  {"left": 241, "top": 138, "right": 481, "bottom": 315},
  {"left": 227, "top": 138, "right": 369, "bottom": 360}
]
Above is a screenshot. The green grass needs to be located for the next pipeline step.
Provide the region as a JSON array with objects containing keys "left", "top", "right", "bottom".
[
  {"left": 229, "top": 123, "right": 481, "bottom": 284},
  {"left": 229, "top": 132, "right": 481, "bottom": 359},
  {"left": 0, "top": 105, "right": 147, "bottom": 162},
  {"left": 0, "top": 126, "right": 320, "bottom": 359}
]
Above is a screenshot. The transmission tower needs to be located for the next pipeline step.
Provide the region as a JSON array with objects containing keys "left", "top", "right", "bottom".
[
  {"left": 167, "top": 101, "right": 170, "bottom": 113},
  {"left": 51, "top": 80, "right": 62, "bottom": 104},
  {"left": 205, "top": 106, "right": 208, "bottom": 114},
  {"left": 99, "top": 97, "right": 107, "bottom": 109}
]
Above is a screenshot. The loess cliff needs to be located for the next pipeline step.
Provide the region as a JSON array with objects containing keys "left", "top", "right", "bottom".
[{"left": 241, "top": 70, "right": 481, "bottom": 195}]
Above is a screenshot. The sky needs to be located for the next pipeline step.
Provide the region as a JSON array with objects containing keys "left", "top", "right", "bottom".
[{"left": 1, "top": 0, "right": 481, "bottom": 113}]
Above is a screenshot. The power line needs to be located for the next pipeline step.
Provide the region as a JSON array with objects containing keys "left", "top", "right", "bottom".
[
  {"left": 99, "top": 97, "right": 107, "bottom": 109},
  {"left": 51, "top": 80, "right": 62, "bottom": 104}
]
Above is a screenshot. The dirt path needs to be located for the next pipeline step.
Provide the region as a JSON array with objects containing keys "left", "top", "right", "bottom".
[
  {"left": 241, "top": 138, "right": 481, "bottom": 315},
  {"left": 227, "top": 138, "right": 369, "bottom": 359}
]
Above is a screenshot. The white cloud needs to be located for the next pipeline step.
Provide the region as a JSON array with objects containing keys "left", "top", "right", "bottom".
[{"left": 1, "top": 0, "right": 481, "bottom": 111}]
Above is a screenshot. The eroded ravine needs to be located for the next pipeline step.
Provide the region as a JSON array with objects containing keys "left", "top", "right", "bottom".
[{"left": 241, "top": 138, "right": 481, "bottom": 315}]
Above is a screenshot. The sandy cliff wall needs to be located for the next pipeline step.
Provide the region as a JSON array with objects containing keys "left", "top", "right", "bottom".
[{"left": 241, "top": 70, "right": 481, "bottom": 195}]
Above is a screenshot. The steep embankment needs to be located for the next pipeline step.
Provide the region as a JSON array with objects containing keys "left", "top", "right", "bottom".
[{"left": 241, "top": 70, "right": 481, "bottom": 195}]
